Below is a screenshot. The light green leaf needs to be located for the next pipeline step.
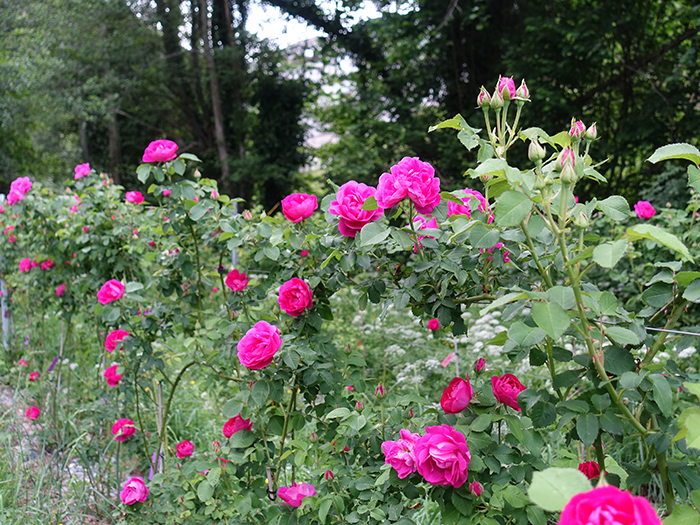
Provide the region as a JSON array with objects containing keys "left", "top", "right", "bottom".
[
  {"left": 689, "top": 165, "right": 700, "bottom": 192},
  {"left": 326, "top": 408, "right": 351, "bottom": 419},
  {"left": 605, "top": 326, "right": 640, "bottom": 346},
  {"left": 683, "top": 280, "right": 700, "bottom": 303},
  {"left": 596, "top": 196, "right": 630, "bottom": 221},
  {"left": 576, "top": 413, "right": 599, "bottom": 446},
  {"left": 508, "top": 321, "right": 547, "bottom": 347},
  {"left": 197, "top": 481, "right": 214, "bottom": 502},
  {"left": 663, "top": 504, "right": 700, "bottom": 525},
  {"left": 470, "top": 223, "right": 500, "bottom": 248},
  {"left": 642, "top": 282, "right": 674, "bottom": 308},
  {"left": 137, "top": 164, "right": 151, "bottom": 183},
  {"left": 528, "top": 468, "right": 592, "bottom": 512},
  {"left": 650, "top": 374, "right": 673, "bottom": 417},
  {"left": 627, "top": 224, "right": 693, "bottom": 262},
  {"left": 125, "top": 281, "right": 144, "bottom": 293},
  {"left": 648, "top": 142, "right": 700, "bottom": 166},
  {"left": 319, "top": 499, "right": 333, "bottom": 523},
  {"left": 676, "top": 272, "right": 700, "bottom": 287},
  {"left": 228, "top": 430, "right": 255, "bottom": 448},
  {"left": 531, "top": 301, "right": 570, "bottom": 340},
  {"left": 592, "top": 240, "right": 628, "bottom": 269},
  {"left": 358, "top": 221, "right": 390, "bottom": 247},
  {"left": 495, "top": 191, "right": 532, "bottom": 227},
  {"left": 361, "top": 195, "right": 379, "bottom": 211},
  {"left": 683, "top": 382, "right": 700, "bottom": 402},
  {"left": 189, "top": 202, "right": 208, "bottom": 221}
]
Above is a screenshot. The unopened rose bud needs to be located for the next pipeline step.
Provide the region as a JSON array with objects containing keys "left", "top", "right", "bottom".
[
  {"left": 474, "top": 358, "right": 485, "bottom": 373},
  {"left": 569, "top": 120, "right": 585, "bottom": 139},
  {"left": 477, "top": 87, "right": 491, "bottom": 108},
  {"left": 243, "top": 210, "right": 252, "bottom": 220},
  {"left": 470, "top": 481, "right": 483, "bottom": 497},
  {"left": 490, "top": 90, "right": 504, "bottom": 110},
  {"left": 555, "top": 148, "right": 576, "bottom": 171},
  {"left": 211, "top": 190, "right": 219, "bottom": 199},
  {"left": 375, "top": 385, "right": 385, "bottom": 398},
  {"left": 544, "top": 174, "right": 554, "bottom": 186},
  {"left": 311, "top": 432, "right": 316, "bottom": 441},
  {"left": 356, "top": 401, "right": 363, "bottom": 412},
  {"left": 574, "top": 210, "right": 590, "bottom": 229},
  {"left": 496, "top": 76, "right": 516, "bottom": 101},
  {"left": 560, "top": 164, "right": 577, "bottom": 184},
  {"left": 516, "top": 79, "right": 530, "bottom": 101},
  {"left": 528, "top": 141, "right": 546, "bottom": 163},
  {"left": 325, "top": 470, "right": 334, "bottom": 481},
  {"left": 585, "top": 123, "right": 597, "bottom": 141}
]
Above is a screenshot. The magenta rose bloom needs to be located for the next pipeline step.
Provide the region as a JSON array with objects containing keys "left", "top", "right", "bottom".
[
  {"left": 56, "top": 284, "right": 66, "bottom": 297},
  {"left": 19, "top": 258, "right": 32, "bottom": 272},
  {"left": 125, "top": 191, "right": 144, "bottom": 204},
  {"left": 428, "top": 318, "right": 440, "bottom": 331},
  {"left": 328, "top": 181, "right": 383, "bottom": 238},
  {"left": 112, "top": 418, "right": 136, "bottom": 441},
  {"left": 29, "top": 372, "right": 39, "bottom": 382},
  {"left": 26, "top": 406, "right": 41, "bottom": 420},
  {"left": 40, "top": 259, "right": 55, "bottom": 270},
  {"left": 447, "top": 188, "right": 493, "bottom": 223},
  {"left": 377, "top": 157, "right": 441, "bottom": 215},
  {"left": 120, "top": 476, "right": 149, "bottom": 505},
  {"left": 237, "top": 321, "right": 282, "bottom": 370},
  {"left": 223, "top": 414, "right": 252, "bottom": 438},
  {"left": 559, "top": 486, "right": 661, "bottom": 525},
  {"left": 634, "top": 200, "right": 656, "bottom": 220},
  {"left": 104, "top": 365, "right": 122, "bottom": 386},
  {"left": 278, "top": 482, "right": 316, "bottom": 507},
  {"left": 105, "top": 329, "right": 129, "bottom": 352},
  {"left": 496, "top": 76, "right": 516, "bottom": 100},
  {"left": 142, "top": 139, "right": 178, "bottom": 163},
  {"left": 278, "top": 277, "right": 313, "bottom": 317},
  {"left": 281, "top": 193, "right": 318, "bottom": 223},
  {"left": 381, "top": 429, "right": 421, "bottom": 479},
  {"left": 176, "top": 440, "right": 194, "bottom": 458},
  {"left": 10, "top": 176, "right": 32, "bottom": 196},
  {"left": 6, "top": 189, "right": 24, "bottom": 205},
  {"left": 414, "top": 425, "right": 471, "bottom": 488},
  {"left": 225, "top": 269, "right": 248, "bottom": 291},
  {"left": 474, "top": 358, "right": 485, "bottom": 373},
  {"left": 441, "top": 376, "right": 474, "bottom": 414},
  {"left": 97, "top": 279, "right": 125, "bottom": 305},
  {"left": 491, "top": 373, "right": 526, "bottom": 411},
  {"left": 578, "top": 461, "right": 601, "bottom": 480},
  {"left": 74, "top": 163, "right": 91, "bottom": 179}
]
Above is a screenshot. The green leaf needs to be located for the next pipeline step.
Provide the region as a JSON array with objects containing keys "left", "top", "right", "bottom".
[
  {"left": 251, "top": 381, "right": 270, "bottom": 407},
  {"left": 547, "top": 286, "right": 576, "bottom": 310},
  {"left": 600, "top": 411, "right": 624, "bottom": 435},
  {"left": 428, "top": 115, "right": 469, "bottom": 132},
  {"left": 689, "top": 165, "right": 700, "bottom": 193},
  {"left": 222, "top": 399, "right": 243, "bottom": 419},
  {"left": 508, "top": 321, "right": 546, "bottom": 347},
  {"left": 642, "top": 282, "right": 674, "bottom": 308},
  {"left": 358, "top": 221, "right": 390, "bottom": 247},
  {"left": 683, "top": 382, "right": 700, "bottom": 402},
  {"left": 596, "top": 196, "right": 631, "bottom": 221},
  {"left": 528, "top": 468, "right": 592, "bottom": 512},
  {"left": 137, "top": 164, "right": 151, "bottom": 183},
  {"left": 197, "top": 481, "right": 214, "bottom": 502},
  {"left": 605, "top": 326, "right": 640, "bottom": 346},
  {"left": 495, "top": 191, "right": 532, "bottom": 227},
  {"left": 189, "top": 203, "right": 208, "bottom": 221},
  {"left": 676, "top": 272, "right": 700, "bottom": 287},
  {"left": 326, "top": 408, "right": 351, "bottom": 419},
  {"left": 125, "top": 281, "right": 144, "bottom": 293},
  {"left": 648, "top": 142, "right": 700, "bottom": 166},
  {"left": 207, "top": 466, "right": 221, "bottom": 486},
  {"left": 627, "top": 224, "right": 693, "bottom": 262},
  {"left": 319, "top": 499, "right": 333, "bottom": 523},
  {"left": 228, "top": 430, "right": 255, "bottom": 448},
  {"left": 649, "top": 374, "right": 673, "bottom": 417},
  {"left": 592, "top": 240, "right": 628, "bottom": 269},
  {"left": 662, "top": 504, "right": 700, "bottom": 525},
  {"left": 604, "top": 346, "right": 636, "bottom": 376},
  {"left": 526, "top": 506, "right": 547, "bottom": 525},
  {"left": 685, "top": 413, "right": 700, "bottom": 449},
  {"left": 102, "top": 305, "right": 121, "bottom": 324},
  {"left": 361, "top": 195, "right": 379, "bottom": 211},
  {"left": 577, "top": 413, "right": 599, "bottom": 445},
  {"left": 470, "top": 223, "right": 500, "bottom": 248},
  {"left": 531, "top": 301, "right": 570, "bottom": 340},
  {"left": 683, "top": 280, "right": 700, "bottom": 303}
]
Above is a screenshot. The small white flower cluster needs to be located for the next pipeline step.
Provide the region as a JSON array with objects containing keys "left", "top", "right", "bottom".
[{"left": 678, "top": 346, "right": 697, "bottom": 359}]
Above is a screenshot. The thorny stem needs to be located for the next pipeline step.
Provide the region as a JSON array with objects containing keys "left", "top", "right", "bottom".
[
  {"left": 521, "top": 219, "right": 553, "bottom": 288},
  {"left": 275, "top": 375, "right": 297, "bottom": 485}
]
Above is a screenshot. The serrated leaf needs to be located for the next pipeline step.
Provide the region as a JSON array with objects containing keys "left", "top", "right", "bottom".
[
  {"left": 358, "top": 221, "right": 390, "bottom": 246},
  {"left": 592, "top": 240, "right": 628, "bottom": 269},
  {"left": 228, "top": 430, "right": 255, "bottom": 448},
  {"left": 683, "top": 280, "right": 700, "bottom": 303},
  {"left": 495, "top": 191, "right": 532, "bottom": 227},
  {"left": 531, "top": 300, "right": 570, "bottom": 340},
  {"left": 604, "top": 346, "right": 636, "bottom": 376},
  {"left": 605, "top": 326, "right": 640, "bottom": 346},
  {"left": 470, "top": 222, "right": 500, "bottom": 248},
  {"left": 650, "top": 374, "right": 673, "bottom": 417},
  {"left": 577, "top": 413, "right": 599, "bottom": 445},
  {"left": 597, "top": 196, "right": 630, "bottom": 221},
  {"left": 627, "top": 224, "right": 693, "bottom": 262},
  {"left": 197, "top": 481, "right": 214, "bottom": 502},
  {"left": 361, "top": 195, "right": 379, "bottom": 211},
  {"left": 642, "top": 282, "right": 674, "bottom": 308},
  {"left": 508, "top": 321, "right": 546, "bottom": 347},
  {"left": 648, "top": 142, "right": 700, "bottom": 166},
  {"left": 528, "top": 468, "right": 592, "bottom": 512}
]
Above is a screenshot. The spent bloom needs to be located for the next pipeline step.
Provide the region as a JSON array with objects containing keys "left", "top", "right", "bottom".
[
  {"left": 40, "top": 259, "right": 55, "bottom": 271},
  {"left": 120, "top": 477, "right": 149, "bottom": 505},
  {"left": 29, "top": 372, "right": 39, "bottom": 382},
  {"left": 112, "top": 418, "right": 136, "bottom": 441},
  {"left": 376, "top": 157, "right": 441, "bottom": 215},
  {"left": 634, "top": 201, "right": 656, "bottom": 220},
  {"left": 142, "top": 139, "right": 178, "bottom": 163},
  {"left": 223, "top": 415, "right": 252, "bottom": 438},
  {"left": 74, "top": 163, "right": 91, "bottom": 179},
  {"left": 281, "top": 193, "right": 318, "bottom": 223},
  {"left": 278, "top": 482, "right": 316, "bottom": 507},
  {"left": 381, "top": 429, "right": 421, "bottom": 479},
  {"left": 328, "top": 181, "right": 383, "bottom": 238},
  {"left": 237, "top": 321, "right": 282, "bottom": 370}
]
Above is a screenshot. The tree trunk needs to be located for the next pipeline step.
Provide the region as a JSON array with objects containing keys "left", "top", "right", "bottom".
[
  {"left": 199, "top": 0, "right": 231, "bottom": 187},
  {"left": 79, "top": 120, "right": 90, "bottom": 163}
]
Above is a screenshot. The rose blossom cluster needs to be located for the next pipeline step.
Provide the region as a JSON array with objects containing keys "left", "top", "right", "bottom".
[
  {"left": 74, "top": 163, "right": 91, "bottom": 179},
  {"left": 382, "top": 424, "right": 471, "bottom": 488},
  {"left": 377, "top": 157, "right": 441, "bottom": 214},
  {"left": 7, "top": 177, "right": 32, "bottom": 206}
]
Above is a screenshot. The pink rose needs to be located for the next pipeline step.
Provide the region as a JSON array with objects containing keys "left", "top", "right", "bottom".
[
  {"left": 74, "top": 163, "right": 91, "bottom": 179},
  {"left": 381, "top": 429, "right": 420, "bottom": 479},
  {"left": 223, "top": 414, "right": 252, "bottom": 438},
  {"left": 482, "top": 242, "right": 510, "bottom": 263},
  {"left": 104, "top": 365, "right": 122, "bottom": 386},
  {"left": 496, "top": 76, "right": 516, "bottom": 100},
  {"left": 26, "top": 406, "right": 41, "bottom": 420},
  {"left": 474, "top": 358, "right": 485, "bottom": 373},
  {"left": 225, "top": 269, "right": 248, "bottom": 292},
  {"left": 440, "top": 376, "right": 474, "bottom": 414},
  {"left": 377, "top": 157, "right": 441, "bottom": 215},
  {"left": 328, "top": 181, "right": 383, "bottom": 237},
  {"left": 300, "top": 249, "right": 309, "bottom": 257},
  {"left": 120, "top": 476, "right": 149, "bottom": 505},
  {"left": 105, "top": 329, "right": 129, "bottom": 352},
  {"left": 559, "top": 486, "right": 661, "bottom": 525},
  {"left": 142, "top": 139, "right": 178, "bottom": 163},
  {"left": 18, "top": 359, "right": 28, "bottom": 366},
  {"left": 125, "top": 191, "right": 144, "bottom": 204},
  {"left": 19, "top": 258, "right": 32, "bottom": 272},
  {"left": 112, "top": 418, "right": 136, "bottom": 441},
  {"left": 634, "top": 201, "right": 656, "bottom": 220},
  {"left": 278, "top": 482, "right": 316, "bottom": 507},
  {"left": 570, "top": 120, "right": 586, "bottom": 138},
  {"left": 176, "top": 440, "right": 194, "bottom": 458},
  {"left": 162, "top": 189, "right": 172, "bottom": 196},
  {"left": 447, "top": 188, "right": 493, "bottom": 223},
  {"left": 470, "top": 481, "right": 483, "bottom": 497},
  {"left": 428, "top": 318, "right": 440, "bottom": 331},
  {"left": 237, "top": 321, "right": 282, "bottom": 370},
  {"left": 56, "top": 284, "right": 66, "bottom": 297},
  {"left": 6, "top": 189, "right": 23, "bottom": 205},
  {"left": 346, "top": 386, "right": 354, "bottom": 391},
  {"left": 491, "top": 373, "right": 526, "bottom": 411},
  {"left": 278, "top": 277, "right": 313, "bottom": 317},
  {"left": 578, "top": 461, "right": 601, "bottom": 480},
  {"left": 10, "top": 176, "right": 32, "bottom": 195},
  {"left": 70, "top": 204, "right": 78, "bottom": 214},
  {"left": 40, "top": 259, "right": 55, "bottom": 270},
  {"left": 97, "top": 279, "right": 125, "bottom": 305},
  {"left": 29, "top": 372, "right": 39, "bottom": 382},
  {"left": 281, "top": 193, "right": 318, "bottom": 223},
  {"left": 414, "top": 425, "right": 471, "bottom": 488}
]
